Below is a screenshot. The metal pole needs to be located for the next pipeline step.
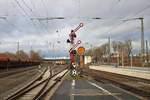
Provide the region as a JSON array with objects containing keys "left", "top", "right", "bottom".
[
  {"left": 139, "top": 18, "right": 145, "bottom": 66},
  {"left": 129, "top": 40, "right": 132, "bottom": 68},
  {"left": 30, "top": 45, "right": 32, "bottom": 58},
  {"left": 108, "top": 37, "right": 111, "bottom": 64},
  {"left": 17, "top": 42, "right": 20, "bottom": 60},
  {"left": 117, "top": 45, "right": 119, "bottom": 67},
  {"left": 123, "top": 18, "right": 145, "bottom": 66},
  {"left": 131, "top": 53, "right": 133, "bottom": 68},
  {"left": 121, "top": 48, "right": 124, "bottom": 67},
  {"left": 52, "top": 43, "right": 55, "bottom": 61},
  {"left": 146, "top": 40, "right": 149, "bottom": 63}
]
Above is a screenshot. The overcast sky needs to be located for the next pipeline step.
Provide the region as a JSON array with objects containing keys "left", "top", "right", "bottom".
[{"left": 0, "top": 0, "right": 150, "bottom": 57}]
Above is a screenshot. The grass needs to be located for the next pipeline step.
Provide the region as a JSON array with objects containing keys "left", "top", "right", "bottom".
[{"left": 65, "top": 72, "right": 86, "bottom": 80}]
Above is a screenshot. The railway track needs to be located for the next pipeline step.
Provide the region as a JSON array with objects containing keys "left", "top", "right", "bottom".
[
  {"left": 0, "top": 66, "right": 39, "bottom": 78},
  {"left": 83, "top": 68, "right": 150, "bottom": 99},
  {"left": 5, "top": 65, "right": 68, "bottom": 100}
]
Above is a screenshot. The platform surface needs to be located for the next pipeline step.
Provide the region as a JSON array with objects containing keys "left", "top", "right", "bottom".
[
  {"left": 51, "top": 75, "right": 143, "bottom": 100},
  {"left": 89, "top": 65, "right": 150, "bottom": 80}
]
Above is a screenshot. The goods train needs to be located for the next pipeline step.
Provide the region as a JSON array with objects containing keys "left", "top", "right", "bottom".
[{"left": 0, "top": 54, "right": 40, "bottom": 69}]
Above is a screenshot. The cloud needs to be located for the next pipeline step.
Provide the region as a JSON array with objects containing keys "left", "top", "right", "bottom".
[{"left": 0, "top": 0, "right": 150, "bottom": 57}]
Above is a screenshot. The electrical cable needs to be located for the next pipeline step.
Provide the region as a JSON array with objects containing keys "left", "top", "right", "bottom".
[
  {"left": 103, "top": 3, "right": 150, "bottom": 35},
  {"left": 14, "top": 0, "right": 48, "bottom": 33}
]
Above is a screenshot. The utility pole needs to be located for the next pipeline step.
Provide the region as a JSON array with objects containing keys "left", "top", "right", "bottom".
[
  {"left": 123, "top": 17, "right": 145, "bottom": 66},
  {"left": 52, "top": 43, "right": 55, "bottom": 59},
  {"left": 130, "top": 40, "right": 133, "bottom": 68},
  {"left": 108, "top": 37, "right": 111, "bottom": 64},
  {"left": 131, "top": 52, "right": 133, "bottom": 68},
  {"left": 30, "top": 45, "right": 33, "bottom": 59},
  {"left": 117, "top": 44, "right": 119, "bottom": 67},
  {"left": 146, "top": 40, "right": 149, "bottom": 63},
  {"left": 17, "top": 42, "right": 20, "bottom": 60},
  {"left": 121, "top": 48, "right": 124, "bottom": 67},
  {"left": 0, "top": 16, "right": 6, "bottom": 53},
  {"left": 140, "top": 18, "right": 145, "bottom": 65},
  {"left": 48, "top": 42, "right": 53, "bottom": 76}
]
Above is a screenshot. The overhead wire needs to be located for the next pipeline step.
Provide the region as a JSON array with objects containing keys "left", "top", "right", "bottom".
[
  {"left": 12, "top": 0, "right": 48, "bottom": 34},
  {"left": 19, "top": 0, "right": 49, "bottom": 33},
  {"left": 38, "top": 0, "right": 50, "bottom": 32},
  {"left": 14, "top": 0, "right": 30, "bottom": 17},
  {"left": 2, "top": 1, "right": 26, "bottom": 33},
  {"left": 132, "top": 4, "right": 150, "bottom": 17},
  {"left": 18, "top": 0, "right": 54, "bottom": 53},
  {"left": 103, "top": 2, "right": 150, "bottom": 35},
  {"left": 3, "top": 0, "right": 48, "bottom": 50},
  {"left": 13, "top": 0, "right": 39, "bottom": 33},
  {"left": 0, "top": 1, "right": 26, "bottom": 41},
  {"left": 21, "top": 0, "right": 35, "bottom": 14},
  {"left": 28, "top": 0, "right": 49, "bottom": 33},
  {"left": 40, "top": 0, "right": 49, "bottom": 25},
  {"left": 20, "top": 0, "right": 43, "bottom": 31}
]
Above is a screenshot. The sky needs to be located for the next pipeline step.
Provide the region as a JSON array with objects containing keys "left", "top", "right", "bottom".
[{"left": 0, "top": 0, "right": 150, "bottom": 57}]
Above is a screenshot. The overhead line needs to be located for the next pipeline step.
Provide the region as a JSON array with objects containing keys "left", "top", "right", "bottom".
[
  {"left": 14, "top": 0, "right": 37, "bottom": 29},
  {"left": 0, "top": 16, "right": 7, "bottom": 20},
  {"left": 15, "top": 0, "right": 48, "bottom": 33},
  {"left": 21, "top": 0, "right": 49, "bottom": 33},
  {"left": 133, "top": 5, "right": 150, "bottom": 17},
  {"left": 14, "top": 0, "right": 30, "bottom": 17},
  {"left": 103, "top": 4, "right": 150, "bottom": 35},
  {"left": 40, "top": 0, "right": 49, "bottom": 17},
  {"left": 41, "top": 0, "right": 49, "bottom": 25},
  {"left": 21, "top": 0, "right": 34, "bottom": 13}
]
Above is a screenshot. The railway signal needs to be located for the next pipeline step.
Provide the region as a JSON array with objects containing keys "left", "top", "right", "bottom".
[
  {"left": 67, "top": 23, "right": 84, "bottom": 76},
  {"left": 67, "top": 23, "right": 83, "bottom": 44},
  {"left": 77, "top": 46, "right": 85, "bottom": 74},
  {"left": 69, "top": 40, "right": 81, "bottom": 53},
  {"left": 77, "top": 46, "right": 85, "bottom": 56}
]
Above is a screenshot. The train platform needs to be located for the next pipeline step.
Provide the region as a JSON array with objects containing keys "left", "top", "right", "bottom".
[
  {"left": 51, "top": 74, "right": 143, "bottom": 100},
  {"left": 89, "top": 65, "right": 150, "bottom": 80}
]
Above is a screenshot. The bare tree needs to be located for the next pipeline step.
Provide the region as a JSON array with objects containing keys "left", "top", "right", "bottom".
[
  {"left": 125, "top": 39, "right": 132, "bottom": 57},
  {"left": 16, "top": 50, "right": 29, "bottom": 61},
  {"left": 2, "top": 52, "right": 17, "bottom": 61},
  {"left": 30, "top": 50, "right": 42, "bottom": 61}
]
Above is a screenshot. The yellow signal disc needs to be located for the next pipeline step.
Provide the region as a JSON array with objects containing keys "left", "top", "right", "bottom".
[{"left": 77, "top": 47, "right": 85, "bottom": 55}]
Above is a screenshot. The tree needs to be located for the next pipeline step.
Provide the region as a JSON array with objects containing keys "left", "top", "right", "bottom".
[
  {"left": 2, "top": 52, "right": 17, "bottom": 61},
  {"left": 86, "top": 43, "right": 109, "bottom": 63},
  {"left": 16, "top": 50, "right": 29, "bottom": 61},
  {"left": 30, "top": 50, "right": 42, "bottom": 61},
  {"left": 125, "top": 39, "right": 132, "bottom": 57},
  {"left": 112, "top": 40, "right": 132, "bottom": 57}
]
